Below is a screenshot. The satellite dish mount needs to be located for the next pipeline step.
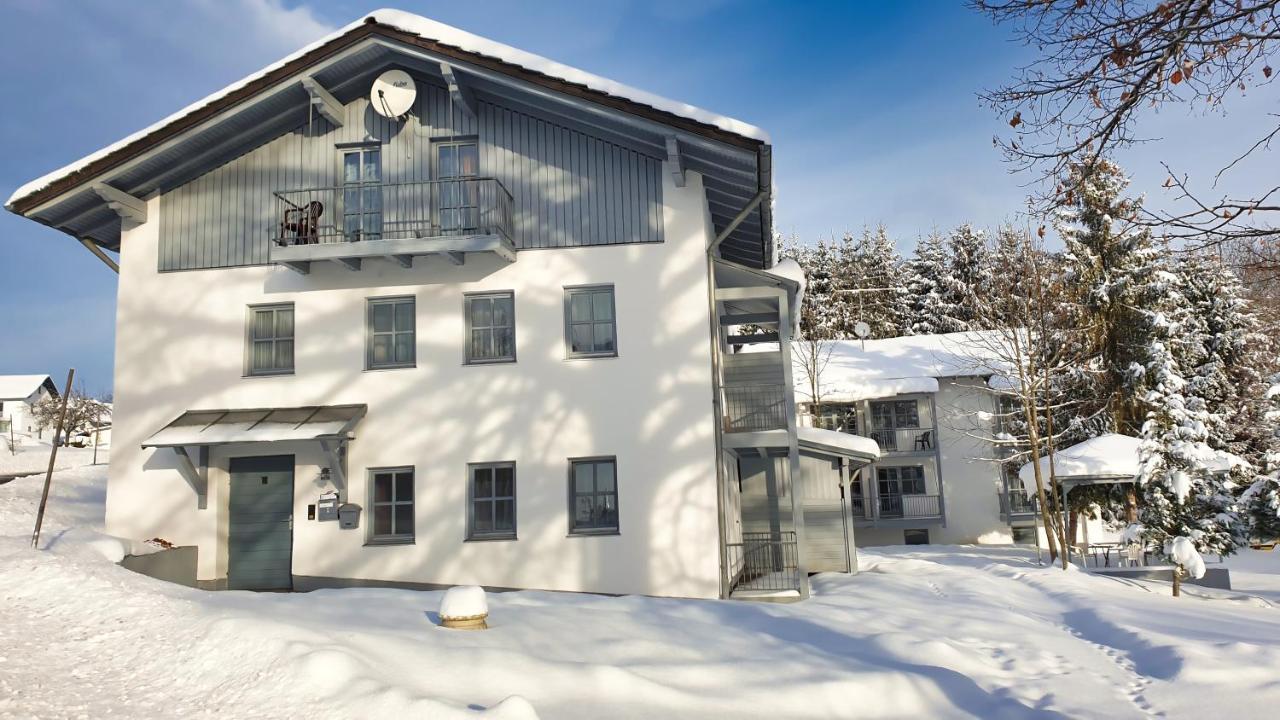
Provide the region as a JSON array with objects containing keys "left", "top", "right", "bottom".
[{"left": 370, "top": 69, "right": 416, "bottom": 119}]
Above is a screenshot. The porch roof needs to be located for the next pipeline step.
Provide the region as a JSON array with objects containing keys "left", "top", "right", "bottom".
[{"left": 141, "top": 404, "right": 367, "bottom": 448}]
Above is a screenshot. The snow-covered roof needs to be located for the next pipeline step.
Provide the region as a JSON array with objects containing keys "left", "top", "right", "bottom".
[
  {"left": 7, "top": 8, "right": 767, "bottom": 207},
  {"left": 797, "top": 426, "right": 881, "bottom": 462},
  {"left": 800, "top": 331, "right": 1009, "bottom": 403},
  {"left": 0, "top": 374, "right": 57, "bottom": 401},
  {"left": 1017, "top": 433, "right": 1241, "bottom": 492}
]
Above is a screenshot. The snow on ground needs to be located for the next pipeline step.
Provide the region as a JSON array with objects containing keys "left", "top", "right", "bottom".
[
  {"left": 0, "top": 433, "right": 106, "bottom": 477},
  {"left": 3, "top": 464, "right": 1280, "bottom": 719}
]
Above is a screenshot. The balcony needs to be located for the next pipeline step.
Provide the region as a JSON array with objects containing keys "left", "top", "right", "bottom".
[
  {"left": 268, "top": 178, "right": 515, "bottom": 274},
  {"left": 722, "top": 383, "right": 789, "bottom": 433},
  {"left": 867, "top": 427, "right": 936, "bottom": 455},
  {"left": 999, "top": 491, "right": 1038, "bottom": 519},
  {"left": 851, "top": 491, "right": 943, "bottom": 524}
]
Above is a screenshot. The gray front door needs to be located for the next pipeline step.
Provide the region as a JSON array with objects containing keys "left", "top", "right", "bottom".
[{"left": 228, "top": 455, "right": 294, "bottom": 590}]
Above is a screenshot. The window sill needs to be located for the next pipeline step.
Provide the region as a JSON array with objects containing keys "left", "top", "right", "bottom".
[
  {"left": 464, "top": 358, "right": 517, "bottom": 366},
  {"left": 242, "top": 371, "right": 294, "bottom": 379},
  {"left": 565, "top": 353, "right": 619, "bottom": 361},
  {"left": 365, "top": 537, "right": 415, "bottom": 547},
  {"left": 364, "top": 364, "right": 416, "bottom": 372},
  {"left": 567, "top": 530, "right": 620, "bottom": 538},
  {"left": 465, "top": 535, "right": 518, "bottom": 543}
]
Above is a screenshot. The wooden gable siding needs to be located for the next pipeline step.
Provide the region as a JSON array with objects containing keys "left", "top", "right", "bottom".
[{"left": 158, "top": 81, "right": 664, "bottom": 271}]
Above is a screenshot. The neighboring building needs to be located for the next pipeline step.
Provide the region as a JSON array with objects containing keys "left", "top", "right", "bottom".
[
  {"left": 794, "top": 332, "right": 1041, "bottom": 546},
  {"left": 6, "top": 10, "right": 874, "bottom": 599},
  {"left": 0, "top": 374, "right": 59, "bottom": 435}
]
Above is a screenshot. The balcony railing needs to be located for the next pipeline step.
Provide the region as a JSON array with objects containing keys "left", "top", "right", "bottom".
[
  {"left": 271, "top": 178, "right": 513, "bottom": 247},
  {"left": 868, "top": 427, "right": 936, "bottom": 454},
  {"left": 849, "top": 491, "right": 942, "bottom": 522},
  {"left": 1000, "top": 491, "right": 1038, "bottom": 517},
  {"left": 727, "top": 531, "right": 801, "bottom": 595},
  {"left": 723, "top": 384, "right": 789, "bottom": 433}
]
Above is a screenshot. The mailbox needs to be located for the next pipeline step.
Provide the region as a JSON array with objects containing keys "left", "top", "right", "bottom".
[
  {"left": 337, "top": 503, "right": 362, "bottom": 530},
  {"left": 317, "top": 491, "right": 340, "bottom": 521}
]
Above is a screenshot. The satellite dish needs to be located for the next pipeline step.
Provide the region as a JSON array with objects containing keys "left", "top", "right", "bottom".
[
  {"left": 854, "top": 321, "right": 871, "bottom": 339},
  {"left": 370, "top": 69, "right": 416, "bottom": 118}
]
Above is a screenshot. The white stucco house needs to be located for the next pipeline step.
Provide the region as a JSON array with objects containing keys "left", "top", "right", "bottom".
[
  {"left": 0, "top": 374, "right": 59, "bottom": 435},
  {"left": 6, "top": 9, "right": 877, "bottom": 600}
]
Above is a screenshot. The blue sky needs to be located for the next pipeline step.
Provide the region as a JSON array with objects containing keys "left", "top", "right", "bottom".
[{"left": 1, "top": 0, "right": 1272, "bottom": 393}]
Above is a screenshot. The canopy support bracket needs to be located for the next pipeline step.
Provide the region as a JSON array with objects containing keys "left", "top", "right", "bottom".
[{"left": 172, "top": 446, "right": 208, "bottom": 510}]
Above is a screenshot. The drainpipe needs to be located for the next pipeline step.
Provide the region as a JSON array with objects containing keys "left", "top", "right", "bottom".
[{"left": 930, "top": 393, "right": 947, "bottom": 528}]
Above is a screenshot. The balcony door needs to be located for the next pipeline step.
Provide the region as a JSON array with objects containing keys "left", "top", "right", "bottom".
[
  {"left": 342, "top": 147, "right": 382, "bottom": 241},
  {"left": 876, "top": 465, "right": 925, "bottom": 518},
  {"left": 436, "top": 140, "right": 479, "bottom": 234},
  {"left": 869, "top": 399, "right": 921, "bottom": 452}
]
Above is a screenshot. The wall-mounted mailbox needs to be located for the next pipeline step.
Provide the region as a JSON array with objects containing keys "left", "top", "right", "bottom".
[
  {"left": 317, "top": 491, "right": 340, "bottom": 521},
  {"left": 337, "top": 503, "right": 362, "bottom": 530}
]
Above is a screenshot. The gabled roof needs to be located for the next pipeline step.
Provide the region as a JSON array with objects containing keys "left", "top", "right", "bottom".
[
  {"left": 0, "top": 374, "right": 59, "bottom": 401},
  {"left": 6, "top": 9, "right": 772, "bottom": 267}
]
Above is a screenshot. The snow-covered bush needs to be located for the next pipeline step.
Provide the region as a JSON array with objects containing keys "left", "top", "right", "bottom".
[{"left": 440, "top": 585, "right": 489, "bottom": 629}]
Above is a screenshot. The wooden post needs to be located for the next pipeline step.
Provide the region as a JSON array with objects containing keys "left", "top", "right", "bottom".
[
  {"left": 31, "top": 369, "right": 74, "bottom": 549},
  {"left": 92, "top": 425, "right": 100, "bottom": 466},
  {"left": 1172, "top": 564, "right": 1183, "bottom": 597}
]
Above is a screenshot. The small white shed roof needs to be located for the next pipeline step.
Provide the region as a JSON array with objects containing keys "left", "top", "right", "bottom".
[
  {"left": 0, "top": 374, "right": 57, "bottom": 401},
  {"left": 1016, "top": 433, "right": 1240, "bottom": 493},
  {"left": 797, "top": 426, "right": 881, "bottom": 462}
]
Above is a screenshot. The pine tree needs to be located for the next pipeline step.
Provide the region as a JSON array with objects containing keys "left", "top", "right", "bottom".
[
  {"left": 1136, "top": 270, "right": 1245, "bottom": 558},
  {"left": 838, "top": 226, "right": 910, "bottom": 339},
  {"left": 904, "top": 232, "right": 950, "bottom": 335},
  {"left": 1243, "top": 376, "right": 1280, "bottom": 540},
  {"left": 935, "top": 224, "right": 990, "bottom": 332}
]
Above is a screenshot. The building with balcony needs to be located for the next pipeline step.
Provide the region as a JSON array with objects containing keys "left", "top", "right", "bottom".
[
  {"left": 7, "top": 9, "right": 876, "bottom": 601},
  {"left": 795, "top": 331, "right": 1041, "bottom": 547}
]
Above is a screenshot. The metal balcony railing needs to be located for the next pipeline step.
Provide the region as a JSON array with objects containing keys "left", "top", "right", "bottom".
[
  {"left": 271, "top": 178, "right": 513, "bottom": 247},
  {"left": 727, "top": 531, "right": 801, "bottom": 594},
  {"left": 722, "top": 384, "right": 789, "bottom": 433},
  {"left": 877, "top": 494, "right": 942, "bottom": 519},
  {"left": 868, "top": 427, "right": 936, "bottom": 454},
  {"left": 1000, "top": 491, "right": 1038, "bottom": 517}
]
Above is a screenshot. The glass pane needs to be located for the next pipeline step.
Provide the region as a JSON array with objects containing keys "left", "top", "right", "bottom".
[
  {"left": 458, "top": 144, "right": 479, "bottom": 176},
  {"left": 364, "top": 149, "right": 381, "bottom": 181},
  {"left": 472, "top": 501, "right": 492, "bottom": 532},
  {"left": 344, "top": 188, "right": 361, "bottom": 211},
  {"left": 494, "top": 328, "right": 513, "bottom": 359},
  {"left": 344, "top": 153, "right": 360, "bottom": 183},
  {"left": 571, "top": 324, "right": 594, "bottom": 354},
  {"left": 594, "top": 323, "right": 614, "bottom": 353},
  {"left": 493, "top": 296, "right": 513, "bottom": 327},
  {"left": 373, "top": 474, "right": 393, "bottom": 502},
  {"left": 275, "top": 309, "right": 293, "bottom": 338},
  {"left": 575, "top": 463, "right": 594, "bottom": 494},
  {"left": 471, "top": 329, "right": 492, "bottom": 359},
  {"left": 395, "top": 472, "right": 413, "bottom": 501},
  {"left": 441, "top": 185, "right": 458, "bottom": 211},
  {"left": 569, "top": 293, "right": 592, "bottom": 323},
  {"left": 393, "top": 503, "right": 413, "bottom": 536},
  {"left": 575, "top": 497, "right": 593, "bottom": 524},
  {"left": 363, "top": 186, "right": 382, "bottom": 212},
  {"left": 253, "top": 310, "right": 274, "bottom": 340},
  {"left": 344, "top": 214, "right": 361, "bottom": 237},
  {"left": 371, "top": 335, "right": 391, "bottom": 365},
  {"left": 437, "top": 145, "right": 456, "bottom": 178},
  {"left": 364, "top": 213, "right": 382, "bottom": 239},
  {"left": 596, "top": 462, "right": 615, "bottom": 492},
  {"left": 896, "top": 401, "right": 919, "bottom": 427},
  {"left": 373, "top": 505, "right": 392, "bottom": 535},
  {"left": 495, "top": 499, "right": 514, "bottom": 531},
  {"left": 252, "top": 341, "right": 273, "bottom": 370},
  {"left": 274, "top": 340, "right": 294, "bottom": 370},
  {"left": 473, "top": 468, "right": 493, "bottom": 499},
  {"left": 394, "top": 301, "right": 413, "bottom": 331},
  {"left": 372, "top": 303, "right": 394, "bottom": 333},
  {"left": 394, "top": 333, "right": 413, "bottom": 364},
  {"left": 592, "top": 291, "right": 613, "bottom": 321},
  {"left": 494, "top": 466, "right": 514, "bottom": 497},
  {"left": 471, "top": 298, "right": 493, "bottom": 327}
]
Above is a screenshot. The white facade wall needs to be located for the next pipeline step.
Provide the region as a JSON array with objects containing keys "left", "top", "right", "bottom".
[
  {"left": 1, "top": 388, "right": 49, "bottom": 434},
  {"left": 106, "top": 169, "right": 724, "bottom": 598}
]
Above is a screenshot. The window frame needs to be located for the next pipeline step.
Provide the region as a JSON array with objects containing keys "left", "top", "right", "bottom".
[
  {"left": 869, "top": 399, "right": 921, "bottom": 430},
  {"left": 812, "top": 402, "right": 858, "bottom": 434},
  {"left": 876, "top": 465, "right": 927, "bottom": 496},
  {"left": 366, "top": 295, "right": 416, "bottom": 370},
  {"left": 567, "top": 456, "right": 621, "bottom": 536},
  {"left": 433, "top": 137, "right": 481, "bottom": 233},
  {"left": 244, "top": 302, "right": 295, "bottom": 377},
  {"left": 463, "top": 291, "right": 517, "bottom": 365},
  {"left": 367, "top": 465, "right": 415, "bottom": 545},
  {"left": 563, "top": 284, "right": 618, "bottom": 359},
  {"left": 466, "top": 461, "right": 517, "bottom": 541},
  {"left": 339, "top": 144, "right": 383, "bottom": 242}
]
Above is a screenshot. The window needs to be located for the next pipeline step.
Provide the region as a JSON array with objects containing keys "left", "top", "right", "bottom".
[
  {"left": 367, "top": 297, "right": 415, "bottom": 369},
  {"left": 1011, "top": 526, "right": 1037, "bottom": 545},
  {"left": 465, "top": 292, "right": 515, "bottom": 364},
  {"left": 813, "top": 402, "right": 857, "bottom": 434},
  {"left": 468, "top": 462, "right": 516, "bottom": 540},
  {"left": 564, "top": 286, "right": 617, "bottom": 358},
  {"left": 903, "top": 529, "right": 930, "bottom": 546},
  {"left": 246, "top": 303, "right": 294, "bottom": 376},
  {"left": 342, "top": 146, "right": 382, "bottom": 240},
  {"left": 569, "top": 458, "right": 619, "bottom": 534},
  {"left": 869, "top": 399, "right": 921, "bottom": 450},
  {"left": 369, "top": 467, "right": 414, "bottom": 543},
  {"left": 436, "top": 140, "right": 479, "bottom": 233},
  {"left": 877, "top": 465, "right": 927, "bottom": 496}
]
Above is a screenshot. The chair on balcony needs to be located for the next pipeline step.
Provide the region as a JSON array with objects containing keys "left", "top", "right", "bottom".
[
  {"left": 278, "top": 201, "right": 324, "bottom": 246},
  {"left": 914, "top": 430, "right": 933, "bottom": 451}
]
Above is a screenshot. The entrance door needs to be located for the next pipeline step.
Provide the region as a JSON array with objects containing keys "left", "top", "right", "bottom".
[{"left": 228, "top": 455, "right": 295, "bottom": 590}]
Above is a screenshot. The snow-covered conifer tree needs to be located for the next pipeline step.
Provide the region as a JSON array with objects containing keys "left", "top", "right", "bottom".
[
  {"left": 935, "top": 224, "right": 990, "bottom": 332},
  {"left": 838, "top": 226, "right": 910, "bottom": 339},
  {"left": 904, "top": 232, "right": 950, "bottom": 335}
]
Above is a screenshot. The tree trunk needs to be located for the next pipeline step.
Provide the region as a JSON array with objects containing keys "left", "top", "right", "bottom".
[
  {"left": 1172, "top": 564, "right": 1183, "bottom": 598},
  {"left": 1068, "top": 510, "right": 1079, "bottom": 551}
]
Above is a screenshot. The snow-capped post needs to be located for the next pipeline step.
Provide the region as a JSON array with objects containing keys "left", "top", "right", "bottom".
[
  {"left": 439, "top": 585, "right": 489, "bottom": 630},
  {"left": 1165, "top": 536, "right": 1206, "bottom": 598},
  {"left": 31, "top": 368, "right": 75, "bottom": 549}
]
